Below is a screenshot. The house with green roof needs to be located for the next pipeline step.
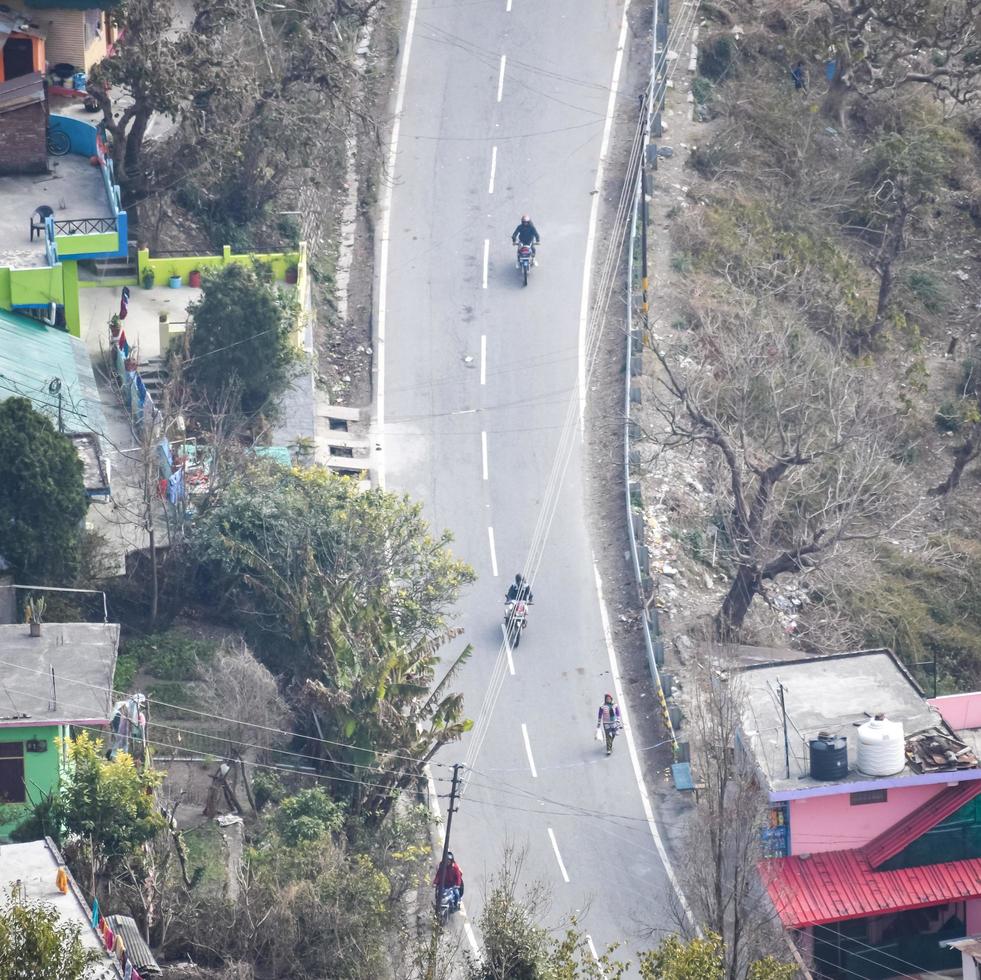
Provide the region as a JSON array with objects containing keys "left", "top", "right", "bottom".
[{"left": 0, "top": 306, "right": 109, "bottom": 495}]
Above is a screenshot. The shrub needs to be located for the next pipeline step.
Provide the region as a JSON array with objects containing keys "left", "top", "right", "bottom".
[
  {"left": 699, "top": 34, "right": 737, "bottom": 81},
  {"left": 691, "top": 76, "right": 714, "bottom": 104},
  {"left": 906, "top": 271, "right": 946, "bottom": 313},
  {"left": 936, "top": 400, "right": 964, "bottom": 432}
]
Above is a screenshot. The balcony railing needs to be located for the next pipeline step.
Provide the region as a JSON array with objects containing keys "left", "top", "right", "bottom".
[{"left": 52, "top": 216, "right": 117, "bottom": 236}]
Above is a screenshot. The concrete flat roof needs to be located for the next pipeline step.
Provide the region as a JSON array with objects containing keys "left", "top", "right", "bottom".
[
  {"left": 0, "top": 622, "right": 118, "bottom": 725},
  {"left": 0, "top": 838, "right": 121, "bottom": 978},
  {"left": 738, "top": 649, "right": 943, "bottom": 792},
  {"left": 0, "top": 154, "right": 110, "bottom": 270}
]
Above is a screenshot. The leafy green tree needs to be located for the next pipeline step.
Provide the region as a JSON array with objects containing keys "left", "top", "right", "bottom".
[
  {"left": 24, "top": 732, "right": 165, "bottom": 895},
  {"left": 0, "top": 890, "right": 99, "bottom": 980},
  {"left": 640, "top": 933, "right": 796, "bottom": 980},
  {"left": 0, "top": 397, "right": 87, "bottom": 585},
  {"left": 272, "top": 788, "right": 344, "bottom": 846},
  {"left": 186, "top": 264, "right": 297, "bottom": 417}
]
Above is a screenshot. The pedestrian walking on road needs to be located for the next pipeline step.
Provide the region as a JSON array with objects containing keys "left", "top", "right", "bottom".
[{"left": 597, "top": 693, "right": 621, "bottom": 756}]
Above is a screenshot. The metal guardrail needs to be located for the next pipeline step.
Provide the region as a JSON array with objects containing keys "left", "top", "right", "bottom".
[
  {"left": 624, "top": 0, "right": 679, "bottom": 757},
  {"left": 53, "top": 216, "right": 117, "bottom": 236}
]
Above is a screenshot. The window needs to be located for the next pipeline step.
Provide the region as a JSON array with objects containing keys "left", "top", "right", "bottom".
[
  {"left": 0, "top": 741, "right": 25, "bottom": 804},
  {"left": 850, "top": 789, "right": 888, "bottom": 805}
]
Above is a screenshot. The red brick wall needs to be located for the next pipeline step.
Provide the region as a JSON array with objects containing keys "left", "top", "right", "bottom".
[{"left": 0, "top": 102, "right": 48, "bottom": 175}]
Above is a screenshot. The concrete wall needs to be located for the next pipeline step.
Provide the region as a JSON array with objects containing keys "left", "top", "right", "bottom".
[
  {"left": 10, "top": 6, "right": 109, "bottom": 73},
  {"left": 0, "top": 100, "right": 47, "bottom": 174},
  {"left": 789, "top": 782, "right": 945, "bottom": 854},
  {"left": 930, "top": 693, "right": 981, "bottom": 732},
  {"left": 0, "top": 723, "right": 66, "bottom": 838},
  {"left": 967, "top": 898, "right": 981, "bottom": 936},
  {"left": 138, "top": 244, "right": 302, "bottom": 286}
]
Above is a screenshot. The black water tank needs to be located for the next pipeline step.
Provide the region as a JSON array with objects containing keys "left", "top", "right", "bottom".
[{"left": 809, "top": 732, "right": 848, "bottom": 781}]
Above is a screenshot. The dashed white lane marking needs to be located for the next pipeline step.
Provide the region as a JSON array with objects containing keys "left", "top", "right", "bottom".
[
  {"left": 425, "top": 765, "right": 480, "bottom": 955},
  {"left": 481, "top": 430, "right": 489, "bottom": 480},
  {"left": 496, "top": 55, "right": 506, "bottom": 102},
  {"left": 521, "top": 722, "right": 538, "bottom": 778},
  {"left": 480, "top": 334, "right": 487, "bottom": 385},
  {"left": 577, "top": 0, "right": 630, "bottom": 436},
  {"left": 592, "top": 556, "right": 694, "bottom": 925},
  {"left": 586, "top": 935, "right": 600, "bottom": 962},
  {"left": 482, "top": 238, "right": 489, "bottom": 288},
  {"left": 488, "top": 145, "right": 498, "bottom": 194},
  {"left": 506, "top": 0, "right": 512, "bottom": 10},
  {"left": 547, "top": 827, "right": 570, "bottom": 883},
  {"left": 500, "top": 624, "right": 516, "bottom": 675},
  {"left": 487, "top": 526, "right": 499, "bottom": 577},
  {"left": 375, "top": 0, "right": 420, "bottom": 489}
]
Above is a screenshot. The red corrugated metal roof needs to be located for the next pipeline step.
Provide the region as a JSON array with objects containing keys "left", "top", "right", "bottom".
[
  {"left": 762, "top": 851, "right": 981, "bottom": 928},
  {"left": 864, "top": 781, "right": 981, "bottom": 869}
]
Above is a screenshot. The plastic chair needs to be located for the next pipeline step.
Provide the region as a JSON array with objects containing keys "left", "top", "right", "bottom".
[{"left": 30, "top": 206, "right": 54, "bottom": 242}]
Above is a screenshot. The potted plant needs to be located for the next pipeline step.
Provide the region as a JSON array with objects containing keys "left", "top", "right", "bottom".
[
  {"left": 284, "top": 264, "right": 298, "bottom": 285},
  {"left": 169, "top": 273, "right": 182, "bottom": 288},
  {"left": 188, "top": 269, "right": 202, "bottom": 288},
  {"left": 108, "top": 314, "right": 121, "bottom": 338},
  {"left": 142, "top": 268, "right": 155, "bottom": 290},
  {"left": 26, "top": 596, "right": 45, "bottom": 637}
]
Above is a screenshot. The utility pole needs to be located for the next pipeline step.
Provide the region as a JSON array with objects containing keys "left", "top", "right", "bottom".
[
  {"left": 434, "top": 763, "right": 462, "bottom": 914},
  {"left": 778, "top": 681, "right": 791, "bottom": 780}
]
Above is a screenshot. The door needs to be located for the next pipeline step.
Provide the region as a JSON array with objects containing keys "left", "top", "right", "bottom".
[{"left": 2, "top": 36, "right": 35, "bottom": 81}]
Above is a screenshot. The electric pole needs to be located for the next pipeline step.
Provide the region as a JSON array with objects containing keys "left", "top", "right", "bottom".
[{"left": 434, "top": 763, "right": 462, "bottom": 914}]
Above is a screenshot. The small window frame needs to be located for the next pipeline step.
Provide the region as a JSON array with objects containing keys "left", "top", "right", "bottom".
[{"left": 850, "top": 789, "right": 888, "bottom": 806}]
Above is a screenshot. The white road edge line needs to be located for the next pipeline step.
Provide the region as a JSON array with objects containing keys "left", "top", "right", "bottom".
[
  {"left": 592, "top": 556, "right": 694, "bottom": 925},
  {"left": 506, "top": 0, "right": 512, "bottom": 11},
  {"left": 577, "top": 0, "right": 630, "bottom": 437},
  {"left": 547, "top": 827, "right": 571, "bottom": 883},
  {"left": 488, "top": 145, "right": 498, "bottom": 194},
  {"left": 500, "top": 624, "right": 516, "bottom": 675},
  {"left": 586, "top": 935, "right": 600, "bottom": 963},
  {"left": 480, "top": 334, "right": 487, "bottom": 385},
  {"left": 481, "top": 430, "right": 489, "bottom": 480},
  {"left": 375, "top": 0, "right": 420, "bottom": 490},
  {"left": 482, "top": 238, "right": 490, "bottom": 289},
  {"left": 496, "top": 54, "right": 506, "bottom": 102},
  {"left": 425, "top": 766, "right": 480, "bottom": 955},
  {"left": 487, "top": 526, "right": 499, "bottom": 577},
  {"left": 375, "top": 0, "right": 419, "bottom": 490},
  {"left": 520, "top": 723, "right": 538, "bottom": 777}
]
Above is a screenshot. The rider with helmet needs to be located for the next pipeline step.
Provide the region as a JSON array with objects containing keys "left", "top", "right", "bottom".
[
  {"left": 511, "top": 215, "right": 541, "bottom": 265},
  {"left": 433, "top": 851, "right": 464, "bottom": 911},
  {"left": 505, "top": 573, "right": 533, "bottom": 604},
  {"left": 597, "top": 693, "right": 622, "bottom": 756}
]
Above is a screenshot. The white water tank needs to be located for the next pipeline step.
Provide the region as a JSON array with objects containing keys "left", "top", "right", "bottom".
[{"left": 856, "top": 714, "right": 906, "bottom": 776}]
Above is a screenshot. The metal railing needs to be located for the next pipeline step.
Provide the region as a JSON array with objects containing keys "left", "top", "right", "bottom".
[
  {"left": 624, "top": 0, "right": 679, "bottom": 757},
  {"left": 53, "top": 216, "right": 117, "bottom": 236}
]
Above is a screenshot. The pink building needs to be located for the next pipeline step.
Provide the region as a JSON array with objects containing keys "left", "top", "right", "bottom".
[{"left": 735, "top": 649, "right": 981, "bottom": 980}]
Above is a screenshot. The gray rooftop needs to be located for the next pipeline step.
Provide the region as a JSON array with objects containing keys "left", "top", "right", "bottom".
[
  {"left": 0, "top": 838, "right": 121, "bottom": 979},
  {"left": 737, "top": 649, "right": 943, "bottom": 792},
  {"left": 0, "top": 622, "right": 118, "bottom": 725}
]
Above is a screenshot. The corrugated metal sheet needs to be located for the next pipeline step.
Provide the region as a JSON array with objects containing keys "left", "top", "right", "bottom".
[
  {"left": 864, "top": 780, "right": 981, "bottom": 869},
  {"left": 106, "top": 915, "right": 161, "bottom": 976},
  {"left": 762, "top": 851, "right": 981, "bottom": 928}
]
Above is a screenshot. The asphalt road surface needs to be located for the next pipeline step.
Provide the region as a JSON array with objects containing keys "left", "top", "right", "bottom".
[{"left": 374, "top": 0, "right": 684, "bottom": 964}]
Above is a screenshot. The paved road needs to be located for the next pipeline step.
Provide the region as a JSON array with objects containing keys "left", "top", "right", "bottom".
[{"left": 375, "top": 0, "right": 681, "bottom": 963}]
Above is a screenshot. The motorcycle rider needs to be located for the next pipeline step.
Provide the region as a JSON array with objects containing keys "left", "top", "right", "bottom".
[
  {"left": 433, "top": 851, "right": 464, "bottom": 912},
  {"left": 511, "top": 215, "right": 541, "bottom": 265},
  {"left": 597, "top": 693, "right": 622, "bottom": 756},
  {"left": 505, "top": 573, "right": 533, "bottom": 604}
]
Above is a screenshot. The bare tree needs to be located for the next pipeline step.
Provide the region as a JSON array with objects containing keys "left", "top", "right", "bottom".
[
  {"left": 779, "top": 0, "right": 981, "bottom": 126},
  {"left": 679, "top": 652, "right": 794, "bottom": 980},
  {"left": 646, "top": 301, "right": 913, "bottom": 639},
  {"left": 191, "top": 640, "right": 290, "bottom": 760}
]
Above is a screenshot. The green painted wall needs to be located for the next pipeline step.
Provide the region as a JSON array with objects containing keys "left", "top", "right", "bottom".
[
  {"left": 61, "top": 261, "right": 80, "bottom": 338},
  {"left": 0, "top": 724, "right": 67, "bottom": 838},
  {"left": 137, "top": 245, "right": 301, "bottom": 286},
  {"left": 56, "top": 233, "right": 119, "bottom": 258},
  {"left": 7, "top": 265, "right": 66, "bottom": 308}
]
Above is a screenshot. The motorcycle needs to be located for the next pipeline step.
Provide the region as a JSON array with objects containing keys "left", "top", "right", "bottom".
[
  {"left": 504, "top": 598, "right": 530, "bottom": 648},
  {"left": 514, "top": 241, "right": 538, "bottom": 286},
  {"left": 437, "top": 886, "right": 459, "bottom": 927}
]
